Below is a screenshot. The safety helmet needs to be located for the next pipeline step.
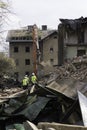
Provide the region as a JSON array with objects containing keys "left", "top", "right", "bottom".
[
  {"left": 24, "top": 75, "right": 28, "bottom": 78},
  {"left": 32, "top": 73, "right": 35, "bottom": 75}
]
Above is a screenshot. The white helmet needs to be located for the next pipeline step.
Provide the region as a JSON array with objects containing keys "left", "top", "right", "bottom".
[
  {"left": 32, "top": 73, "right": 35, "bottom": 75},
  {"left": 24, "top": 75, "right": 28, "bottom": 78}
]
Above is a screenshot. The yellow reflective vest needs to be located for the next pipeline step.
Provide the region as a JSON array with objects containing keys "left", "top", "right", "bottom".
[
  {"left": 31, "top": 75, "right": 37, "bottom": 84},
  {"left": 22, "top": 77, "right": 29, "bottom": 86}
]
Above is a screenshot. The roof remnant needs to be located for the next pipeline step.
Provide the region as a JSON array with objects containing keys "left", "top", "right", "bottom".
[
  {"left": 6, "top": 26, "right": 57, "bottom": 42},
  {"left": 59, "top": 17, "right": 87, "bottom": 31},
  {"left": 0, "top": 81, "right": 86, "bottom": 129}
]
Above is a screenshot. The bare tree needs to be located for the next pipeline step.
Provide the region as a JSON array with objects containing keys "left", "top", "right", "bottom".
[
  {"left": 0, "top": 0, "right": 12, "bottom": 52},
  {"left": 0, "top": 1, "right": 15, "bottom": 77},
  {"left": 0, "top": 0, "right": 11, "bottom": 30}
]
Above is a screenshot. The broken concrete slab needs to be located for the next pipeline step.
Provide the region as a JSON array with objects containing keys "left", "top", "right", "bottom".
[
  {"left": 17, "top": 96, "right": 50, "bottom": 121},
  {"left": 38, "top": 122, "right": 87, "bottom": 130},
  {"left": 46, "top": 79, "right": 87, "bottom": 99},
  {"left": 78, "top": 91, "right": 87, "bottom": 127}
]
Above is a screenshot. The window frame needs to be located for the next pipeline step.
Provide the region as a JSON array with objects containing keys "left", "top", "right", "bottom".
[
  {"left": 50, "top": 47, "right": 54, "bottom": 53},
  {"left": 25, "top": 46, "right": 30, "bottom": 52},
  {"left": 25, "top": 59, "right": 30, "bottom": 65},
  {"left": 14, "top": 46, "right": 19, "bottom": 53}
]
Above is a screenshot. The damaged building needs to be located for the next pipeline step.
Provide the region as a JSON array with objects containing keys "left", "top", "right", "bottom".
[
  {"left": 6, "top": 25, "right": 58, "bottom": 80},
  {"left": 58, "top": 17, "right": 87, "bottom": 65},
  {"left": 4, "top": 17, "right": 87, "bottom": 130}
]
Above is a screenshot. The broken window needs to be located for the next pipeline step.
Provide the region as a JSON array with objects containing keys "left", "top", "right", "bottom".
[
  {"left": 25, "top": 71, "right": 30, "bottom": 76},
  {"left": 26, "top": 36, "right": 29, "bottom": 40},
  {"left": 29, "top": 36, "right": 32, "bottom": 40},
  {"left": 11, "top": 37, "right": 15, "bottom": 40},
  {"left": 19, "top": 37, "right": 23, "bottom": 40},
  {"left": 14, "top": 47, "right": 18, "bottom": 52},
  {"left": 23, "top": 37, "right": 26, "bottom": 40},
  {"left": 50, "top": 59, "right": 54, "bottom": 64},
  {"left": 25, "top": 59, "right": 30, "bottom": 65},
  {"left": 25, "top": 46, "right": 30, "bottom": 52},
  {"left": 15, "top": 37, "right": 18, "bottom": 40},
  {"left": 77, "top": 49, "right": 86, "bottom": 56},
  {"left": 50, "top": 48, "right": 53, "bottom": 53}
]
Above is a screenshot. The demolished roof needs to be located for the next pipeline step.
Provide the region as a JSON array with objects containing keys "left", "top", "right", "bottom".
[
  {"left": 0, "top": 79, "right": 86, "bottom": 129},
  {"left": 0, "top": 53, "right": 87, "bottom": 129},
  {"left": 59, "top": 16, "right": 87, "bottom": 31},
  {"left": 40, "top": 55, "right": 87, "bottom": 99},
  {"left": 6, "top": 26, "right": 57, "bottom": 42}
]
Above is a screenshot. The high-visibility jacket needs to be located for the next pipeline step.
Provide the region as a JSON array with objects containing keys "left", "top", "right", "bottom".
[
  {"left": 22, "top": 77, "right": 29, "bottom": 86},
  {"left": 31, "top": 75, "right": 37, "bottom": 84}
]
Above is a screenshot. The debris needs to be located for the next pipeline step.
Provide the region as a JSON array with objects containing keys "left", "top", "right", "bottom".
[
  {"left": 0, "top": 55, "right": 87, "bottom": 129},
  {"left": 39, "top": 55, "right": 87, "bottom": 86},
  {"left": 24, "top": 120, "right": 39, "bottom": 130},
  {"left": 38, "top": 122, "right": 87, "bottom": 130},
  {"left": 78, "top": 91, "right": 87, "bottom": 127},
  {"left": 0, "top": 83, "right": 85, "bottom": 129}
]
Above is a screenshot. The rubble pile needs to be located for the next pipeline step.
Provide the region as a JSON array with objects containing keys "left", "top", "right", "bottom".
[
  {"left": 39, "top": 56, "right": 87, "bottom": 87},
  {"left": 0, "top": 84, "right": 84, "bottom": 129},
  {"left": 54, "top": 55, "right": 87, "bottom": 82},
  {"left": 0, "top": 82, "right": 86, "bottom": 129},
  {"left": 0, "top": 87, "right": 22, "bottom": 97},
  {"left": 0, "top": 56, "right": 87, "bottom": 129}
]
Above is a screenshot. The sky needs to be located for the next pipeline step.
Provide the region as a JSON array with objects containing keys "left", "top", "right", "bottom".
[
  {"left": 7, "top": 0, "right": 87, "bottom": 30},
  {"left": 1, "top": 0, "right": 87, "bottom": 51}
]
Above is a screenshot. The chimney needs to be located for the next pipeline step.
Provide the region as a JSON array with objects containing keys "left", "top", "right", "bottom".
[{"left": 42, "top": 25, "right": 47, "bottom": 30}]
